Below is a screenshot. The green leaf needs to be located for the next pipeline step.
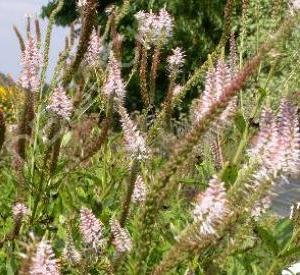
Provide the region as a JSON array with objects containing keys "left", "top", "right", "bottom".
[
  {"left": 234, "top": 112, "right": 247, "bottom": 134},
  {"left": 221, "top": 164, "right": 238, "bottom": 185},
  {"left": 280, "top": 246, "right": 300, "bottom": 258},
  {"left": 255, "top": 225, "right": 279, "bottom": 255}
]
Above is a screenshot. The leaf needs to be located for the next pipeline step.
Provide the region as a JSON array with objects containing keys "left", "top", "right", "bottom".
[
  {"left": 234, "top": 112, "right": 247, "bottom": 134},
  {"left": 227, "top": 257, "right": 247, "bottom": 275},
  {"left": 280, "top": 246, "right": 300, "bottom": 258},
  {"left": 255, "top": 225, "right": 279, "bottom": 255},
  {"left": 221, "top": 164, "right": 238, "bottom": 185}
]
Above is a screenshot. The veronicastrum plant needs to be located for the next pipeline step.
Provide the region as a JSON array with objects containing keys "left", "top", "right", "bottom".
[{"left": 1, "top": 0, "right": 300, "bottom": 274}]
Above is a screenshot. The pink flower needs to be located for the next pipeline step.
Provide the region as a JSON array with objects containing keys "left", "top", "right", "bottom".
[
  {"left": 19, "top": 37, "right": 41, "bottom": 92},
  {"left": 192, "top": 60, "right": 237, "bottom": 128},
  {"left": 47, "top": 86, "right": 73, "bottom": 120},
  {"left": 85, "top": 29, "right": 103, "bottom": 67},
  {"left": 192, "top": 176, "right": 230, "bottom": 236},
  {"left": 29, "top": 240, "right": 60, "bottom": 275},
  {"left": 79, "top": 208, "right": 104, "bottom": 250},
  {"left": 167, "top": 47, "right": 185, "bottom": 76},
  {"left": 135, "top": 8, "right": 173, "bottom": 48},
  {"left": 251, "top": 99, "right": 300, "bottom": 177},
  {"left": 118, "top": 105, "right": 148, "bottom": 160},
  {"left": 251, "top": 195, "right": 272, "bottom": 218},
  {"left": 132, "top": 175, "right": 147, "bottom": 203},
  {"left": 63, "top": 241, "right": 81, "bottom": 266},
  {"left": 110, "top": 218, "right": 132, "bottom": 253},
  {"left": 103, "top": 52, "right": 126, "bottom": 102},
  {"left": 12, "top": 202, "right": 29, "bottom": 222}
]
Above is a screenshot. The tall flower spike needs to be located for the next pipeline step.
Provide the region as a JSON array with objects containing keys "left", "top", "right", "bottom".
[
  {"left": 79, "top": 207, "right": 104, "bottom": 251},
  {"left": 47, "top": 86, "right": 73, "bottom": 120},
  {"left": 12, "top": 202, "right": 29, "bottom": 222},
  {"left": 85, "top": 28, "right": 103, "bottom": 67},
  {"left": 192, "top": 60, "right": 237, "bottom": 129},
  {"left": 277, "top": 99, "right": 300, "bottom": 176},
  {"left": 132, "top": 175, "right": 147, "bottom": 203},
  {"left": 29, "top": 240, "right": 60, "bottom": 275},
  {"left": 157, "top": 8, "right": 174, "bottom": 44},
  {"left": 110, "top": 218, "right": 132, "bottom": 253},
  {"left": 118, "top": 105, "right": 148, "bottom": 160},
  {"left": 103, "top": 52, "right": 126, "bottom": 102},
  {"left": 192, "top": 176, "right": 230, "bottom": 236},
  {"left": 167, "top": 47, "right": 185, "bottom": 77},
  {"left": 19, "top": 36, "right": 41, "bottom": 92},
  {"left": 252, "top": 100, "right": 300, "bottom": 176}
]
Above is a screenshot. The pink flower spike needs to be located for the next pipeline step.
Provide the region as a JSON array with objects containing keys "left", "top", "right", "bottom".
[
  {"left": 19, "top": 37, "right": 41, "bottom": 92},
  {"left": 167, "top": 47, "right": 185, "bottom": 76},
  {"left": 192, "top": 176, "right": 230, "bottom": 236},
  {"left": 79, "top": 208, "right": 104, "bottom": 251},
  {"left": 12, "top": 202, "right": 29, "bottom": 222},
  {"left": 85, "top": 28, "right": 103, "bottom": 67},
  {"left": 29, "top": 240, "right": 60, "bottom": 275},
  {"left": 110, "top": 218, "right": 132, "bottom": 253},
  {"left": 47, "top": 86, "right": 73, "bottom": 120},
  {"left": 103, "top": 52, "right": 126, "bottom": 102},
  {"left": 118, "top": 105, "right": 148, "bottom": 160},
  {"left": 132, "top": 175, "right": 147, "bottom": 203}
]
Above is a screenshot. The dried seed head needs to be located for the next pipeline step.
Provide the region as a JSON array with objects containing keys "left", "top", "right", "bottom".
[
  {"left": 47, "top": 86, "right": 73, "bottom": 120},
  {"left": 12, "top": 202, "right": 29, "bottom": 222},
  {"left": 132, "top": 175, "right": 147, "bottom": 203},
  {"left": 19, "top": 37, "right": 41, "bottom": 92},
  {"left": 29, "top": 240, "right": 60, "bottom": 275},
  {"left": 79, "top": 208, "right": 104, "bottom": 251},
  {"left": 110, "top": 218, "right": 132, "bottom": 253}
]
